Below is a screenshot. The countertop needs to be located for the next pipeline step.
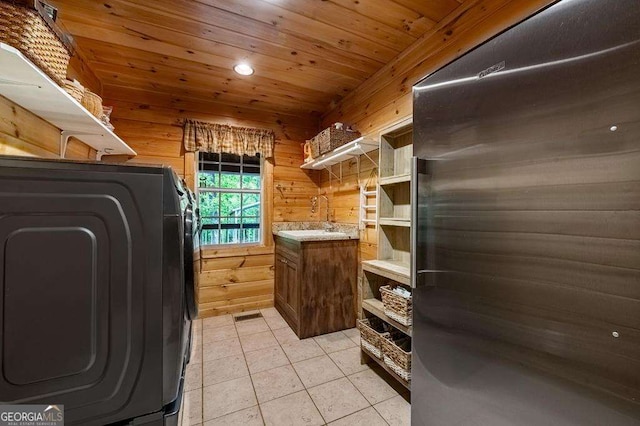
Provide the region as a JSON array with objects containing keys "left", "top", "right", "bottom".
[{"left": 272, "top": 222, "right": 359, "bottom": 242}]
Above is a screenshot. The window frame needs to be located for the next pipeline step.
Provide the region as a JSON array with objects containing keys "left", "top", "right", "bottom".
[{"left": 196, "top": 151, "right": 265, "bottom": 248}]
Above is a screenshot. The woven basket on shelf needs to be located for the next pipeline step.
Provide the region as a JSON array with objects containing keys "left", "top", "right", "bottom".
[
  {"left": 81, "top": 90, "right": 103, "bottom": 118},
  {"left": 313, "top": 126, "right": 361, "bottom": 156},
  {"left": 380, "top": 285, "right": 413, "bottom": 326},
  {"left": 309, "top": 138, "right": 320, "bottom": 158},
  {"left": 381, "top": 335, "right": 412, "bottom": 382},
  {"left": 63, "top": 80, "right": 84, "bottom": 103},
  {"left": 357, "top": 317, "right": 391, "bottom": 359},
  {"left": 0, "top": 0, "right": 71, "bottom": 86}
]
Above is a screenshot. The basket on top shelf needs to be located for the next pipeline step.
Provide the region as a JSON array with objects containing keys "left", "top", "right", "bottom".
[
  {"left": 0, "top": 0, "right": 73, "bottom": 86},
  {"left": 381, "top": 334, "right": 412, "bottom": 382},
  {"left": 81, "top": 90, "right": 103, "bottom": 119},
  {"left": 311, "top": 123, "right": 361, "bottom": 157},
  {"left": 357, "top": 317, "right": 391, "bottom": 359},
  {"left": 380, "top": 285, "right": 413, "bottom": 326},
  {"left": 63, "top": 79, "right": 84, "bottom": 102}
]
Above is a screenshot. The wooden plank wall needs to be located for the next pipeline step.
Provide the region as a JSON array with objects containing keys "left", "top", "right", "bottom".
[
  {"left": 318, "top": 152, "right": 379, "bottom": 263},
  {"left": 319, "top": 0, "right": 556, "bottom": 270},
  {"left": 0, "top": 0, "right": 554, "bottom": 319},
  {"left": 322, "top": 0, "right": 556, "bottom": 135},
  {"left": 103, "top": 86, "right": 320, "bottom": 317},
  {"left": 197, "top": 141, "right": 320, "bottom": 317},
  {"left": 0, "top": 54, "right": 101, "bottom": 159},
  {"left": 0, "top": 96, "right": 96, "bottom": 159}
]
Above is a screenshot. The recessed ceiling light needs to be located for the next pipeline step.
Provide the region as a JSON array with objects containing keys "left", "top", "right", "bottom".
[{"left": 233, "top": 63, "right": 254, "bottom": 76}]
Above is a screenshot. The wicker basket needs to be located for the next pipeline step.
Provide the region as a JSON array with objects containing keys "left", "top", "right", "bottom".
[
  {"left": 309, "top": 138, "right": 320, "bottom": 159},
  {"left": 381, "top": 335, "right": 412, "bottom": 382},
  {"left": 357, "top": 317, "right": 391, "bottom": 359},
  {"left": 81, "top": 90, "right": 103, "bottom": 118},
  {"left": 0, "top": 0, "right": 71, "bottom": 86},
  {"left": 63, "top": 80, "right": 84, "bottom": 103},
  {"left": 313, "top": 125, "right": 361, "bottom": 156},
  {"left": 380, "top": 285, "right": 413, "bottom": 326}
]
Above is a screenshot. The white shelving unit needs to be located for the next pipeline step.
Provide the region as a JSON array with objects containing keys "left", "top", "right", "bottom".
[
  {"left": 361, "top": 258, "right": 410, "bottom": 286},
  {"left": 301, "top": 137, "right": 378, "bottom": 172},
  {"left": 359, "top": 119, "right": 413, "bottom": 390},
  {"left": 0, "top": 43, "right": 136, "bottom": 159},
  {"left": 373, "top": 121, "right": 413, "bottom": 280},
  {"left": 379, "top": 174, "right": 411, "bottom": 185}
]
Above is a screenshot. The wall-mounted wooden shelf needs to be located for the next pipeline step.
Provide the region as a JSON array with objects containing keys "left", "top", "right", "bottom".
[
  {"left": 301, "top": 137, "right": 378, "bottom": 170},
  {"left": 0, "top": 43, "right": 136, "bottom": 159}
]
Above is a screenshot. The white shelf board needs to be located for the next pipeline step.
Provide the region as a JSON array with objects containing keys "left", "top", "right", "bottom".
[
  {"left": 0, "top": 43, "right": 136, "bottom": 158},
  {"left": 362, "top": 298, "right": 412, "bottom": 337},
  {"left": 379, "top": 217, "right": 411, "bottom": 227},
  {"left": 379, "top": 174, "right": 411, "bottom": 186},
  {"left": 361, "top": 259, "right": 410, "bottom": 285},
  {"left": 301, "top": 137, "right": 378, "bottom": 170}
]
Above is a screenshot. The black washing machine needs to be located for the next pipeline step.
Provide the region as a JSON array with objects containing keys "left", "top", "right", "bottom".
[{"left": 0, "top": 155, "right": 198, "bottom": 425}]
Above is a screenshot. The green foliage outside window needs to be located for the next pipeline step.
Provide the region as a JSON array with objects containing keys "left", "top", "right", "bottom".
[{"left": 198, "top": 153, "right": 261, "bottom": 245}]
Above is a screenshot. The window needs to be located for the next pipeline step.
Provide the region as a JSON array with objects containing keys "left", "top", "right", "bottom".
[{"left": 197, "top": 152, "right": 262, "bottom": 246}]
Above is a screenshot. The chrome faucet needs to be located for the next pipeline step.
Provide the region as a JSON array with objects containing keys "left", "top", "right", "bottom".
[
  {"left": 319, "top": 194, "right": 329, "bottom": 222},
  {"left": 319, "top": 194, "right": 334, "bottom": 231}
]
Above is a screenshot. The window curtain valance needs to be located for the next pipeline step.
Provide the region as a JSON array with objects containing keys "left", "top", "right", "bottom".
[{"left": 182, "top": 119, "right": 275, "bottom": 158}]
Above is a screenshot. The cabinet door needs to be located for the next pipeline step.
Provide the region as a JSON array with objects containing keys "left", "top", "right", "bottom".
[
  {"left": 275, "top": 253, "right": 299, "bottom": 321},
  {"left": 284, "top": 258, "right": 299, "bottom": 318},
  {"left": 275, "top": 253, "right": 288, "bottom": 307}
]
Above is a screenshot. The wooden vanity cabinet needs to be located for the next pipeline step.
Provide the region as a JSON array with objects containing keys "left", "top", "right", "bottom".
[{"left": 274, "top": 236, "right": 357, "bottom": 338}]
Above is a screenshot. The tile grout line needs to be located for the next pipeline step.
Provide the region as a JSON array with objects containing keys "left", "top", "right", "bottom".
[
  {"left": 199, "top": 316, "right": 258, "bottom": 424},
  {"left": 200, "top": 325, "right": 284, "bottom": 386},
  {"left": 197, "top": 319, "right": 204, "bottom": 426},
  {"left": 371, "top": 402, "right": 395, "bottom": 426},
  {"left": 342, "top": 337, "right": 409, "bottom": 420},
  {"left": 278, "top": 335, "right": 319, "bottom": 365},
  {"left": 199, "top": 316, "right": 384, "bottom": 425},
  {"left": 337, "top": 328, "right": 407, "bottom": 409},
  {"left": 331, "top": 406, "right": 392, "bottom": 426},
  {"left": 195, "top": 318, "right": 206, "bottom": 426},
  {"left": 285, "top": 344, "right": 328, "bottom": 425},
  {"left": 197, "top": 320, "right": 203, "bottom": 426},
  {"left": 234, "top": 319, "right": 267, "bottom": 426},
  {"left": 264, "top": 322, "right": 330, "bottom": 425},
  {"left": 201, "top": 316, "right": 264, "bottom": 424},
  {"left": 313, "top": 331, "right": 397, "bottom": 425},
  {"left": 256, "top": 321, "right": 324, "bottom": 425},
  {"left": 304, "top": 388, "right": 327, "bottom": 426},
  {"left": 256, "top": 312, "right": 304, "bottom": 425},
  {"left": 292, "top": 335, "right": 372, "bottom": 425},
  {"left": 304, "top": 376, "right": 377, "bottom": 426},
  {"left": 344, "top": 370, "right": 400, "bottom": 412}
]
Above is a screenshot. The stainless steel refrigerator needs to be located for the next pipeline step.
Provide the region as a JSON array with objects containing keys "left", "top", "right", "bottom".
[{"left": 411, "top": 0, "right": 640, "bottom": 424}]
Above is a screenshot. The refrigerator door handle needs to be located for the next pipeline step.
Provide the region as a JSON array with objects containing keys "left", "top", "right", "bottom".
[{"left": 411, "top": 156, "right": 430, "bottom": 289}]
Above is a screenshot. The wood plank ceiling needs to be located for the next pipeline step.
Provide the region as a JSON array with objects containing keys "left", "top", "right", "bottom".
[{"left": 48, "top": 0, "right": 465, "bottom": 122}]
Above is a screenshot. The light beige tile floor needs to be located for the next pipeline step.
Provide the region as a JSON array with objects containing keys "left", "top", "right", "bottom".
[{"left": 183, "top": 309, "right": 410, "bottom": 426}]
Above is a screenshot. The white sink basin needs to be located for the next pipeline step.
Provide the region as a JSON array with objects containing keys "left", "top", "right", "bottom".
[
  {"left": 281, "top": 230, "right": 346, "bottom": 237},
  {"left": 277, "top": 229, "right": 353, "bottom": 241}
]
